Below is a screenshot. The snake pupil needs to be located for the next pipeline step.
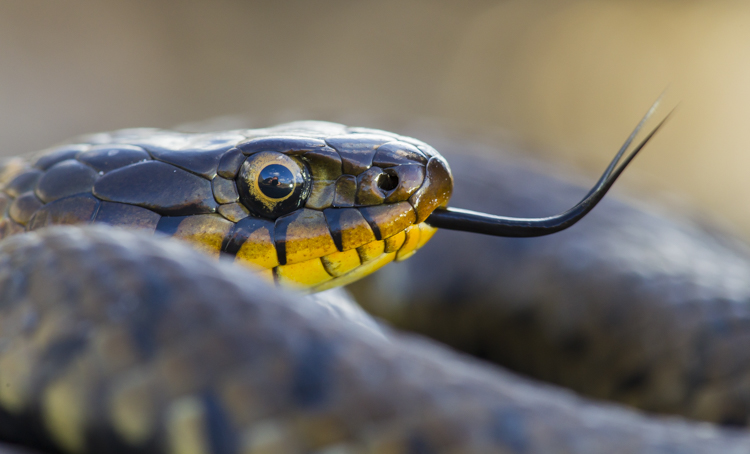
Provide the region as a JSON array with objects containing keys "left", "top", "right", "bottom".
[{"left": 258, "top": 164, "right": 294, "bottom": 199}]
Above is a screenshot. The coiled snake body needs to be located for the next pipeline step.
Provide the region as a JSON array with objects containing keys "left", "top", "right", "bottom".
[{"left": 0, "top": 121, "right": 747, "bottom": 453}]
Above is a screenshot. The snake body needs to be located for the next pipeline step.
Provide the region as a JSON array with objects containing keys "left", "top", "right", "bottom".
[
  {"left": 2, "top": 228, "right": 750, "bottom": 454},
  {"left": 0, "top": 122, "right": 748, "bottom": 453}
]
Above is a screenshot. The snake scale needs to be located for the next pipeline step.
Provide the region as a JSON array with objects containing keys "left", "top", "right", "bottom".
[{"left": 0, "top": 121, "right": 748, "bottom": 453}]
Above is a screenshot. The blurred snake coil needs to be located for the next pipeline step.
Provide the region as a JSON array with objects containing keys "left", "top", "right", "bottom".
[{"left": 0, "top": 121, "right": 747, "bottom": 453}]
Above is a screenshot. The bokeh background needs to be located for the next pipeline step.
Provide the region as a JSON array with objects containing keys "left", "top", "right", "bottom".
[{"left": 0, "top": 1, "right": 747, "bottom": 233}]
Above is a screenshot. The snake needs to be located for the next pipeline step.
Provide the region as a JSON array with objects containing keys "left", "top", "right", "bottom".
[{"left": 0, "top": 113, "right": 748, "bottom": 454}]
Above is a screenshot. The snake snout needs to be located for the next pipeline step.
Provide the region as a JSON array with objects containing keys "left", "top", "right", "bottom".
[
  {"left": 338, "top": 136, "right": 453, "bottom": 224},
  {"left": 407, "top": 154, "right": 453, "bottom": 223}
]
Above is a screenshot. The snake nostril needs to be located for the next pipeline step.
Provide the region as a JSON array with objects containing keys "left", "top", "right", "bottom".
[{"left": 377, "top": 170, "right": 399, "bottom": 192}]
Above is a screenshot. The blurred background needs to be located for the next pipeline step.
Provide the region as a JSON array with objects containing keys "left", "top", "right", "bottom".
[{"left": 0, "top": 1, "right": 747, "bottom": 233}]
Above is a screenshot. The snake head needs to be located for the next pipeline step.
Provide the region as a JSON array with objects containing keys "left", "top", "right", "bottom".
[
  {"left": 226, "top": 122, "right": 453, "bottom": 291},
  {"left": 3, "top": 121, "right": 452, "bottom": 293}
]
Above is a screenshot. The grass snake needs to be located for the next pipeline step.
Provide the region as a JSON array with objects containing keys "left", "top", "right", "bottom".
[{"left": 0, "top": 119, "right": 747, "bottom": 453}]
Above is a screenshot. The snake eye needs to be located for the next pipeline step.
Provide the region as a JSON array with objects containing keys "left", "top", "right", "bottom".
[{"left": 236, "top": 151, "right": 311, "bottom": 219}]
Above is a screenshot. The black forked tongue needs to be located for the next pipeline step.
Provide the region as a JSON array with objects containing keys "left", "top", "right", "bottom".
[{"left": 426, "top": 98, "right": 673, "bottom": 238}]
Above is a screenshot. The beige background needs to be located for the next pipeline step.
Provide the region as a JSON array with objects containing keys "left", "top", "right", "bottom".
[{"left": 1, "top": 1, "right": 748, "bottom": 233}]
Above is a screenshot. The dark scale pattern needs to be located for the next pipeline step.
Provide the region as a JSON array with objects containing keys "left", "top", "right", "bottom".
[
  {"left": 94, "top": 202, "right": 161, "bottom": 231},
  {"left": 133, "top": 131, "right": 245, "bottom": 179},
  {"left": 304, "top": 180, "right": 336, "bottom": 210},
  {"left": 359, "top": 203, "right": 416, "bottom": 241},
  {"left": 323, "top": 208, "right": 376, "bottom": 252},
  {"left": 28, "top": 194, "right": 100, "bottom": 230},
  {"left": 273, "top": 209, "right": 337, "bottom": 265},
  {"left": 325, "top": 134, "right": 391, "bottom": 175},
  {"left": 35, "top": 160, "right": 98, "bottom": 203},
  {"left": 221, "top": 216, "right": 276, "bottom": 256},
  {"left": 332, "top": 176, "right": 357, "bottom": 208},
  {"left": 92, "top": 161, "right": 218, "bottom": 215},
  {"left": 211, "top": 177, "right": 239, "bottom": 205},
  {"left": 236, "top": 136, "right": 327, "bottom": 156},
  {"left": 372, "top": 141, "right": 429, "bottom": 167},
  {"left": 4, "top": 170, "right": 42, "bottom": 198},
  {"left": 216, "top": 148, "right": 245, "bottom": 179},
  {"left": 148, "top": 147, "right": 229, "bottom": 181},
  {"left": 32, "top": 144, "right": 89, "bottom": 170},
  {"left": 76, "top": 145, "right": 151, "bottom": 174},
  {"left": 9, "top": 192, "right": 43, "bottom": 225},
  {"left": 301, "top": 147, "right": 342, "bottom": 181},
  {"left": 217, "top": 204, "right": 248, "bottom": 223}
]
